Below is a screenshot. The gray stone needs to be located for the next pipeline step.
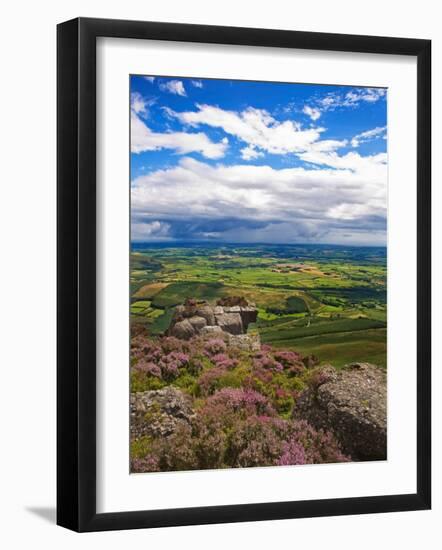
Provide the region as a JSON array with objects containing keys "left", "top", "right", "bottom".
[
  {"left": 294, "top": 362, "right": 387, "bottom": 461},
  {"left": 228, "top": 333, "right": 261, "bottom": 352},
  {"left": 200, "top": 325, "right": 223, "bottom": 336},
  {"left": 223, "top": 306, "right": 241, "bottom": 313},
  {"left": 130, "top": 387, "right": 195, "bottom": 439},
  {"left": 167, "top": 300, "right": 258, "bottom": 340},
  {"left": 188, "top": 315, "right": 207, "bottom": 331},
  {"left": 170, "top": 318, "right": 195, "bottom": 340},
  {"left": 195, "top": 306, "right": 216, "bottom": 326},
  {"left": 215, "top": 312, "right": 243, "bottom": 335}
]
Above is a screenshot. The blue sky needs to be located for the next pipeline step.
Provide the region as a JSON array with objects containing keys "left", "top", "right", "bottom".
[{"left": 130, "top": 75, "right": 387, "bottom": 245}]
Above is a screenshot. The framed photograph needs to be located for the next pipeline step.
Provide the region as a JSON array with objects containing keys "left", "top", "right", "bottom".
[{"left": 57, "top": 17, "right": 431, "bottom": 532}]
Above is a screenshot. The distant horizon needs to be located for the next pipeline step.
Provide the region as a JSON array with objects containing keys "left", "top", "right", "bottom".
[{"left": 131, "top": 240, "right": 387, "bottom": 249}]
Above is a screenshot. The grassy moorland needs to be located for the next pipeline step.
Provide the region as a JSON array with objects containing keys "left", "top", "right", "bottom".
[{"left": 130, "top": 243, "right": 386, "bottom": 368}]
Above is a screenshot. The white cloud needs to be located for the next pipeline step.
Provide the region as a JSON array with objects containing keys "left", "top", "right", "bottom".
[
  {"left": 144, "top": 76, "right": 155, "bottom": 83},
  {"left": 317, "top": 88, "right": 386, "bottom": 110},
  {"left": 299, "top": 149, "right": 387, "bottom": 180},
  {"left": 130, "top": 92, "right": 150, "bottom": 117},
  {"left": 301, "top": 88, "right": 387, "bottom": 122},
  {"left": 345, "top": 88, "right": 386, "bottom": 104},
  {"left": 161, "top": 106, "right": 176, "bottom": 119},
  {"left": 240, "top": 145, "right": 264, "bottom": 161},
  {"left": 131, "top": 112, "right": 228, "bottom": 159},
  {"left": 326, "top": 202, "right": 376, "bottom": 220},
  {"left": 159, "top": 79, "right": 187, "bottom": 96},
  {"left": 131, "top": 155, "right": 387, "bottom": 244},
  {"left": 191, "top": 80, "right": 203, "bottom": 88},
  {"left": 131, "top": 221, "right": 171, "bottom": 241},
  {"left": 351, "top": 126, "right": 387, "bottom": 148},
  {"left": 169, "top": 104, "right": 346, "bottom": 157},
  {"left": 303, "top": 105, "right": 321, "bottom": 121}
]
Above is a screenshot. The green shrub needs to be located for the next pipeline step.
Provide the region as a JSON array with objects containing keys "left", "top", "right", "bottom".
[
  {"left": 131, "top": 436, "right": 153, "bottom": 459},
  {"left": 173, "top": 373, "right": 199, "bottom": 396},
  {"left": 130, "top": 371, "right": 166, "bottom": 392}
]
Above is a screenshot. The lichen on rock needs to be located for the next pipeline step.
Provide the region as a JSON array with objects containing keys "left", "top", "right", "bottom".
[
  {"left": 294, "top": 362, "right": 387, "bottom": 461},
  {"left": 130, "top": 386, "right": 195, "bottom": 439}
]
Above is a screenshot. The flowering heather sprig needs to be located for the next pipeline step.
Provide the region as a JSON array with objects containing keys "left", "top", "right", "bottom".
[
  {"left": 167, "top": 351, "right": 190, "bottom": 367},
  {"left": 131, "top": 336, "right": 161, "bottom": 359},
  {"left": 204, "top": 338, "right": 227, "bottom": 356},
  {"left": 273, "top": 350, "right": 302, "bottom": 367},
  {"left": 247, "top": 366, "right": 273, "bottom": 386},
  {"left": 196, "top": 366, "right": 228, "bottom": 396},
  {"left": 161, "top": 336, "right": 187, "bottom": 354},
  {"left": 278, "top": 439, "right": 307, "bottom": 466},
  {"left": 131, "top": 455, "right": 160, "bottom": 473},
  {"left": 159, "top": 360, "right": 180, "bottom": 381},
  {"left": 217, "top": 358, "right": 239, "bottom": 370},
  {"left": 133, "top": 344, "right": 162, "bottom": 363},
  {"left": 192, "top": 414, "right": 227, "bottom": 469},
  {"left": 154, "top": 424, "right": 198, "bottom": 471},
  {"left": 252, "top": 354, "right": 284, "bottom": 373},
  {"left": 212, "top": 353, "right": 238, "bottom": 370},
  {"left": 261, "top": 344, "right": 273, "bottom": 353},
  {"left": 134, "top": 360, "right": 162, "bottom": 379},
  {"left": 130, "top": 335, "right": 151, "bottom": 351},
  {"left": 208, "top": 387, "right": 275, "bottom": 416},
  {"left": 227, "top": 415, "right": 290, "bottom": 467},
  {"left": 211, "top": 353, "right": 230, "bottom": 364},
  {"left": 288, "top": 419, "right": 350, "bottom": 464}
]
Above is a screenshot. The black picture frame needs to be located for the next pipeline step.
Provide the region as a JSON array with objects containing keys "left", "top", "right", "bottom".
[{"left": 57, "top": 17, "right": 431, "bottom": 532}]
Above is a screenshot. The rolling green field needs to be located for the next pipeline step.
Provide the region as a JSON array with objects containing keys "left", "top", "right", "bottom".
[{"left": 130, "top": 243, "right": 387, "bottom": 368}]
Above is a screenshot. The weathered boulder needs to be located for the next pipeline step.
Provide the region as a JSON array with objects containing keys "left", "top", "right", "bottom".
[
  {"left": 170, "top": 318, "right": 195, "bottom": 340},
  {"left": 215, "top": 312, "right": 243, "bottom": 335},
  {"left": 200, "top": 325, "right": 224, "bottom": 336},
  {"left": 188, "top": 315, "right": 207, "bottom": 332},
  {"left": 195, "top": 305, "right": 216, "bottom": 326},
  {"left": 228, "top": 306, "right": 258, "bottom": 331},
  {"left": 294, "top": 362, "right": 387, "bottom": 461},
  {"left": 130, "top": 387, "right": 195, "bottom": 439}
]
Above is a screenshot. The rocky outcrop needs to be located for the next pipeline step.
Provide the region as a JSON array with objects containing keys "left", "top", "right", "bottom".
[
  {"left": 168, "top": 299, "right": 258, "bottom": 340},
  {"left": 188, "top": 316, "right": 207, "bottom": 332},
  {"left": 200, "top": 325, "right": 223, "bottom": 336},
  {"left": 130, "top": 387, "right": 195, "bottom": 439},
  {"left": 170, "top": 319, "right": 196, "bottom": 340},
  {"left": 228, "top": 333, "right": 261, "bottom": 352},
  {"left": 195, "top": 305, "right": 216, "bottom": 326},
  {"left": 214, "top": 311, "right": 243, "bottom": 335},
  {"left": 294, "top": 362, "right": 387, "bottom": 461}
]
